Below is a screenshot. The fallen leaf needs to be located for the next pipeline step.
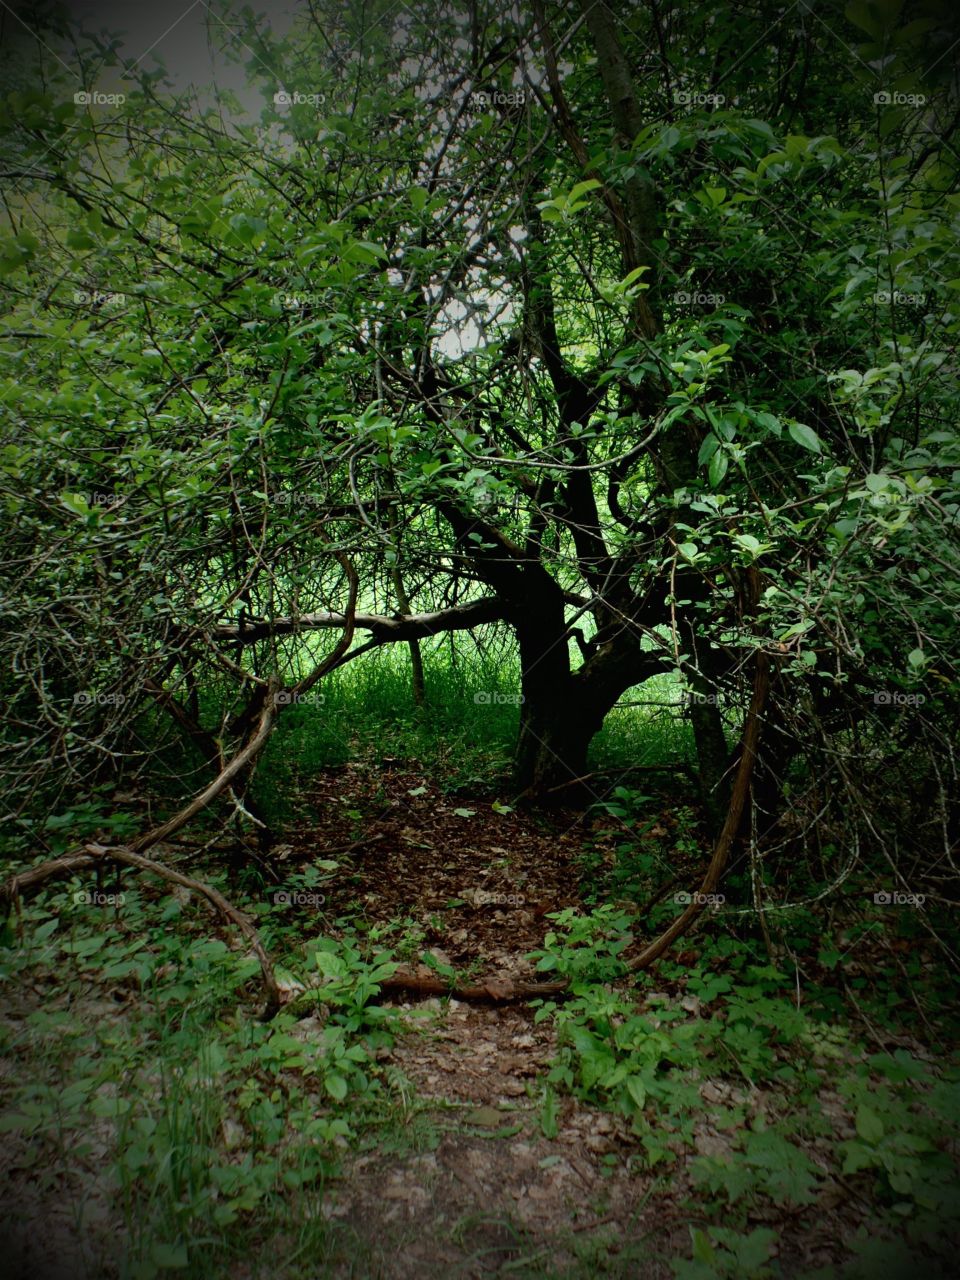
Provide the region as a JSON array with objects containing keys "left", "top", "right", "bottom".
[{"left": 466, "top": 1106, "right": 506, "bottom": 1128}]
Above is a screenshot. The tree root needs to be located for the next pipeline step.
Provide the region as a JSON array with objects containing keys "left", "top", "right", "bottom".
[{"left": 285, "top": 969, "right": 571, "bottom": 1016}]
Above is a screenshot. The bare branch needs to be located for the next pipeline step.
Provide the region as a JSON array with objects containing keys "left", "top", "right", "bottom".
[{"left": 214, "top": 597, "right": 508, "bottom": 646}]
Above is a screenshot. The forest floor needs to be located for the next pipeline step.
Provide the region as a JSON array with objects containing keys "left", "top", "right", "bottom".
[
  {"left": 237, "top": 760, "right": 918, "bottom": 1278},
  {"left": 1, "top": 756, "right": 957, "bottom": 1279}
]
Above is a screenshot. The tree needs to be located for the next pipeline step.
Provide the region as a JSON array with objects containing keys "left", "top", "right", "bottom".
[{"left": 1, "top": 0, "right": 957, "bottom": 878}]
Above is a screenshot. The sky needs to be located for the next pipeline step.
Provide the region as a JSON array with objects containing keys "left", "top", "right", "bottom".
[
  {"left": 61, "top": 0, "right": 298, "bottom": 100},
  {"left": 8, "top": 0, "right": 512, "bottom": 357}
]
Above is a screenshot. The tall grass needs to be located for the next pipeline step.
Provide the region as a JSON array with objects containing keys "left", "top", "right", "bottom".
[{"left": 252, "top": 635, "right": 696, "bottom": 822}]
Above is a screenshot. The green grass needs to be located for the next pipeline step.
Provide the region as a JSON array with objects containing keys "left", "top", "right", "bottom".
[
  {"left": 591, "top": 670, "right": 696, "bottom": 772},
  {"left": 251, "top": 639, "right": 697, "bottom": 827}
]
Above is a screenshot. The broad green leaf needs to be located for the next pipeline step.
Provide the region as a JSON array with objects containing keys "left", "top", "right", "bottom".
[
  {"left": 325, "top": 1073, "right": 348, "bottom": 1101},
  {"left": 568, "top": 178, "right": 602, "bottom": 202},
  {"left": 788, "top": 421, "right": 822, "bottom": 453},
  {"left": 856, "top": 1104, "right": 884, "bottom": 1144},
  {"left": 709, "top": 449, "right": 729, "bottom": 486},
  {"left": 625, "top": 1076, "right": 646, "bottom": 1110}
]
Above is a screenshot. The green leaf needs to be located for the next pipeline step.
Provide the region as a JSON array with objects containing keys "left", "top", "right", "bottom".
[
  {"left": 625, "top": 1076, "right": 646, "bottom": 1110},
  {"left": 855, "top": 1104, "right": 884, "bottom": 1144},
  {"left": 735, "top": 1228, "right": 778, "bottom": 1272},
  {"left": 568, "top": 178, "right": 602, "bottom": 203},
  {"left": 743, "top": 1130, "right": 819, "bottom": 1205},
  {"left": 66, "top": 228, "right": 96, "bottom": 251},
  {"left": 620, "top": 265, "right": 650, "bottom": 290},
  {"left": 754, "top": 411, "right": 782, "bottom": 437},
  {"left": 315, "top": 951, "right": 348, "bottom": 979},
  {"left": 229, "top": 213, "right": 267, "bottom": 246},
  {"left": 325, "top": 1073, "right": 348, "bottom": 1101},
  {"left": 59, "top": 491, "right": 93, "bottom": 517},
  {"left": 691, "top": 1228, "right": 718, "bottom": 1265},
  {"left": 698, "top": 434, "right": 720, "bottom": 466},
  {"left": 845, "top": 0, "right": 879, "bottom": 35},
  {"left": 709, "top": 449, "right": 729, "bottom": 486},
  {"left": 787, "top": 421, "right": 822, "bottom": 453}
]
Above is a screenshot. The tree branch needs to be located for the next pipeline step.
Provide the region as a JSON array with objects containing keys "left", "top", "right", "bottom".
[
  {"left": 627, "top": 648, "right": 772, "bottom": 971},
  {"left": 214, "top": 597, "right": 508, "bottom": 645}
]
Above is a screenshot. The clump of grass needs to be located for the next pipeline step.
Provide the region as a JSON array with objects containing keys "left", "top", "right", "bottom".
[
  {"left": 251, "top": 636, "right": 523, "bottom": 821},
  {"left": 590, "top": 669, "right": 695, "bottom": 771}
]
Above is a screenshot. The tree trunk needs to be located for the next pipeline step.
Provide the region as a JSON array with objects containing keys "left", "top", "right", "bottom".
[
  {"left": 514, "top": 697, "right": 590, "bottom": 794},
  {"left": 514, "top": 624, "right": 662, "bottom": 796},
  {"left": 512, "top": 574, "right": 579, "bottom": 793}
]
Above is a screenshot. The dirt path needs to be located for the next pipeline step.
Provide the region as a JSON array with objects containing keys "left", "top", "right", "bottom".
[
  {"left": 315, "top": 995, "right": 680, "bottom": 1278},
  {"left": 281, "top": 764, "right": 688, "bottom": 1276}
]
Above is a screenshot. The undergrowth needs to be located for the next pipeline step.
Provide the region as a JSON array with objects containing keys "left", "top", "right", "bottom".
[{"left": 2, "top": 654, "right": 957, "bottom": 1278}]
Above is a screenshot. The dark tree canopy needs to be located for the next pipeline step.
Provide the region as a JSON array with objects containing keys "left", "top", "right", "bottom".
[{"left": 1, "top": 0, "right": 958, "bottom": 933}]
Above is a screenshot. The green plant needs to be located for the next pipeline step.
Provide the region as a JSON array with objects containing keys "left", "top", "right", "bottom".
[
  {"left": 528, "top": 906, "right": 635, "bottom": 984},
  {"left": 836, "top": 1065, "right": 960, "bottom": 1218},
  {"left": 309, "top": 934, "right": 400, "bottom": 1042},
  {"left": 672, "top": 1226, "right": 778, "bottom": 1279},
  {"left": 691, "top": 1123, "right": 822, "bottom": 1208}
]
